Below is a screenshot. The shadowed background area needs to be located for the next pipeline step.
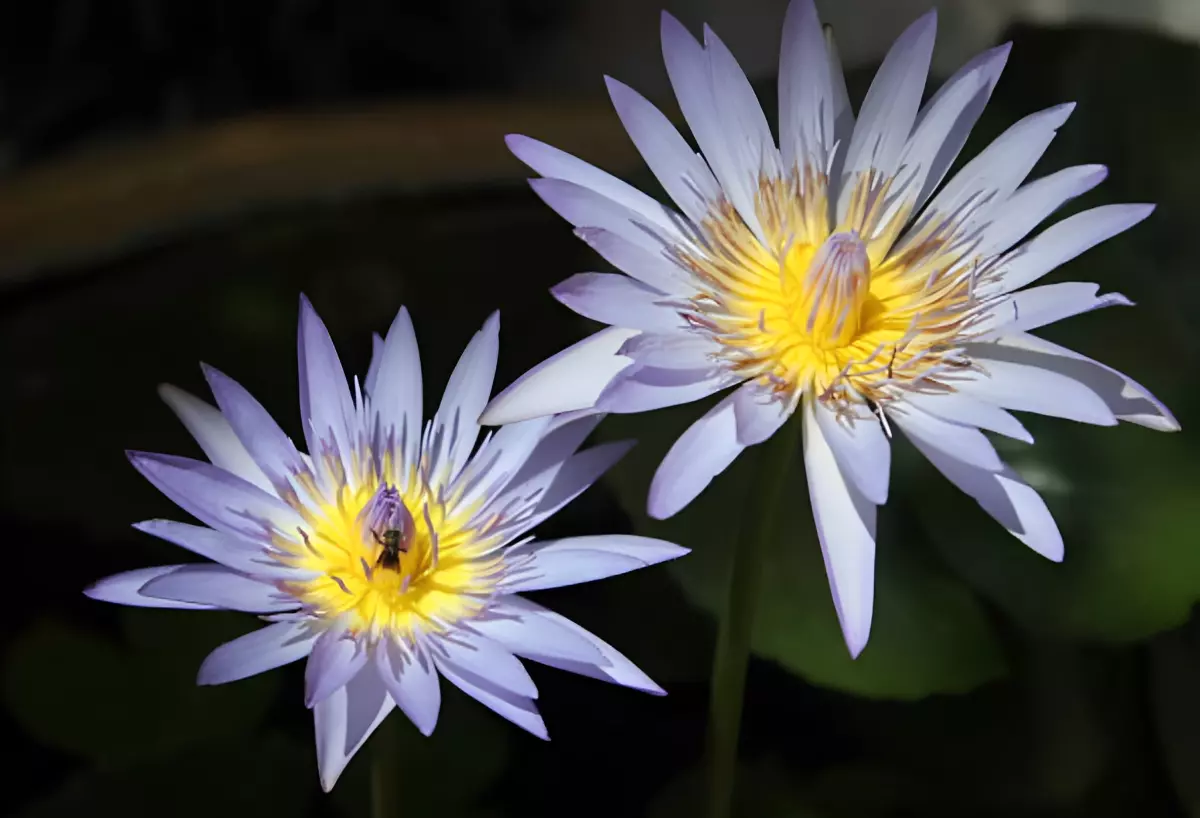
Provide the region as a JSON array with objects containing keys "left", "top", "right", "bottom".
[{"left": 2, "top": 1, "right": 1199, "bottom": 816}]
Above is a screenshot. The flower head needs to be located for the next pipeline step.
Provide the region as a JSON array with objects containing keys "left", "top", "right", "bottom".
[
  {"left": 86, "top": 297, "right": 687, "bottom": 791},
  {"left": 480, "top": 1, "right": 1178, "bottom": 656}
]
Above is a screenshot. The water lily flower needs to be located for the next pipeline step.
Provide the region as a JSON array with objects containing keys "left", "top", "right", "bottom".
[
  {"left": 86, "top": 297, "right": 686, "bottom": 791},
  {"left": 480, "top": 1, "right": 1177, "bottom": 656}
]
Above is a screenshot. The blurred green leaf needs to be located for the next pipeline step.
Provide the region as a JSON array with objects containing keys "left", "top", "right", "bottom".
[
  {"left": 649, "top": 758, "right": 825, "bottom": 818},
  {"left": 5, "top": 608, "right": 279, "bottom": 766},
  {"left": 16, "top": 733, "right": 314, "bottom": 818},
  {"left": 330, "top": 684, "right": 509, "bottom": 818},
  {"left": 598, "top": 401, "right": 1006, "bottom": 700}
]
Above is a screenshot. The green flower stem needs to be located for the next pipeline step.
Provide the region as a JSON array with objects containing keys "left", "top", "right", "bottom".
[
  {"left": 706, "top": 413, "right": 801, "bottom": 818},
  {"left": 371, "top": 717, "right": 401, "bottom": 818}
]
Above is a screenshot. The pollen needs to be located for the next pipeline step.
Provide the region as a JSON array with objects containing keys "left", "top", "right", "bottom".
[{"left": 673, "top": 169, "right": 990, "bottom": 414}]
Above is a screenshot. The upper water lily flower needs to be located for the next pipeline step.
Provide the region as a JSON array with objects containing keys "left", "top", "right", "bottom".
[
  {"left": 480, "top": 1, "right": 1178, "bottom": 656},
  {"left": 85, "top": 297, "right": 686, "bottom": 791}
]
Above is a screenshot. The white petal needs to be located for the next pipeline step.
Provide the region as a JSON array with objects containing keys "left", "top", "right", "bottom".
[
  {"left": 431, "top": 312, "right": 499, "bottom": 480},
  {"left": 314, "top": 667, "right": 395, "bottom": 792},
  {"left": 434, "top": 632, "right": 537, "bottom": 699},
  {"left": 507, "top": 134, "right": 681, "bottom": 237},
  {"left": 779, "top": 0, "right": 836, "bottom": 172},
  {"left": 983, "top": 281, "right": 1131, "bottom": 337},
  {"left": 812, "top": 402, "right": 891, "bottom": 505},
  {"left": 575, "top": 226, "right": 691, "bottom": 295},
  {"left": 901, "top": 390, "right": 1032, "bottom": 443},
  {"left": 604, "top": 75, "right": 719, "bottom": 222},
  {"left": 375, "top": 638, "right": 441, "bottom": 737},
  {"left": 489, "top": 596, "right": 663, "bottom": 695},
  {"left": 84, "top": 565, "right": 220, "bottom": 610},
  {"left": 370, "top": 306, "right": 423, "bottom": 469},
  {"left": 436, "top": 661, "right": 547, "bottom": 740},
  {"left": 501, "top": 535, "right": 689, "bottom": 593},
  {"left": 551, "top": 273, "right": 682, "bottom": 332},
  {"left": 140, "top": 564, "right": 294, "bottom": 612},
  {"left": 802, "top": 397, "right": 877, "bottom": 658},
  {"left": 197, "top": 620, "right": 318, "bottom": 686},
  {"left": 909, "top": 434, "right": 1063, "bottom": 561},
  {"left": 158, "top": 384, "right": 272, "bottom": 492},
  {"left": 838, "top": 10, "right": 936, "bottom": 220},
  {"left": 480, "top": 328, "right": 637, "bottom": 425},
  {"left": 992, "top": 332, "right": 1179, "bottom": 432},
  {"left": 732, "top": 382, "right": 790, "bottom": 445},
  {"left": 305, "top": 628, "right": 370, "bottom": 707},
  {"left": 979, "top": 164, "right": 1108, "bottom": 257},
  {"left": 647, "top": 391, "right": 743, "bottom": 520},
  {"left": 957, "top": 348, "right": 1118, "bottom": 426},
  {"left": 888, "top": 404, "right": 1003, "bottom": 472},
  {"left": 985, "top": 203, "right": 1156, "bottom": 296}
]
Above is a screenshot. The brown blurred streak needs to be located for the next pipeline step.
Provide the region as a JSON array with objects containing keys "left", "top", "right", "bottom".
[{"left": 0, "top": 97, "right": 640, "bottom": 289}]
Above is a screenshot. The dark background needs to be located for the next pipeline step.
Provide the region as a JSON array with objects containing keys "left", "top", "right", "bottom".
[{"left": 2, "top": 2, "right": 1199, "bottom": 816}]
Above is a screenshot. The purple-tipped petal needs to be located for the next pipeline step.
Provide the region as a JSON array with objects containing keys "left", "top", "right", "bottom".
[
  {"left": 197, "top": 620, "right": 318, "bottom": 686},
  {"left": 802, "top": 397, "right": 877, "bottom": 658},
  {"left": 202, "top": 364, "right": 306, "bottom": 489},
  {"left": 133, "top": 519, "right": 306, "bottom": 580},
  {"left": 481, "top": 327, "right": 638, "bottom": 425},
  {"left": 502, "top": 535, "right": 689, "bottom": 593},
  {"left": 140, "top": 564, "right": 295, "bottom": 612},
  {"left": 305, "top": 628, "right": 370, "bottom": 707},
  {"left": 314, "top": 667, "right": 395, "bottom": 792},
  {"left": 551, "top": 273, "right": 681, "bottom": 331},
  {"left": 375, "top": 638, "right": 441, "bottom": 737},
  {"left": 648, "top": 391, "right": 743, "bottom": 520},
  {"left": 430, "top": 312, "right": 499, "bottom": 481},
  {"left": 158, "top": 384, "right": 273, "bottom": 492},
  {"left": 128, "top": 452, "right": 307, "bottom": 542},
  {"left": 487, "top": 596, "right": 664, "bottom": 695},
  {"left": 370, "top": 306, "right": 423, "bottom": 468},
  {"left": 298, "top": 294, "right": 357, "bottom": 466},
  {"left": 84, "top": 565, "right": 221, "bottom": 610}
]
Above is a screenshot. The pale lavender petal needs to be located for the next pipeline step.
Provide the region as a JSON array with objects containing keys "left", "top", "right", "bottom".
[
  {"left": 133, "top": 520, "right": 304, "bottom": 580},
  {"left": 454, "top": 416, "right": 554, "bottom": 512},
  {"left": 140, "top": 564, "right": 295, "bottom": 612},
  {"left": 596, "top": 363, "right": 736, "bottom": 414},
  {"left": 888, "top": 405, "right": 1003, "bottom": 472},
  {"left": 501, "top": 535, "right": 689, "bottom": 593},
  {"left": 985, "top": 203, "right": 1156, "bottom": 296},
  {"left": 812, "top": 402, "right": 891, "bottom": 505},
  {"left": 551, "top": 273, "right": 682, "bottom": 331},
  {"left": 838, "top": 10, "right": 936, "bottom": 220},
  {"left": 365, "top": 332, "right": 385, "bottom": 398},
  {"left": 956, "top": 349, "right": 1118, "bottom": 426},
  {"left": 986, "top": 281, "right": 1131, "bottom": 336},
  {"left": 617, "top": 331, "right": 718, "bottom": 369},
  {"left": 802, "top": 397, "right": 877, "bottom": 658},
  {"left": 375, "top": 637, "right": 441, "bottom": 737},
  {"left": 305, "top": 627, "right": 370, "bottom": 707},
  {"left": 480, "top": 328, "right": 638, "bottom": 425},
  {"left": 314, "top": 667, "right": 394, "bottom": 792},
  {"left": 575, "top": 226, "right": 691, "bottom": 294},
  {"left": 486, "top": 596, "right": 663, "bottom": 694},
  {"left": 370, "top": 306, "right": 423, "bottom": 468},
  {"left": 521, "top": 440, "right": 635, "bottom": 530},
  {"left": 128, "top": 451, "right": 307, "bottom": 541},
  {"left": 431, "top": 312, "right": 499, "bottom": 480},
  {"left": 900, "top": 390, "right": 1032, "bottom": 443},
  {"left": 433, "top": 632, "right": 537, "bottom": 699},
  {"left": 158, "top": 384, "right": 272, "bottom": 492},
  {"left": 604, "top": 76, "right": 719, "bottom": 222},
  {"left": 992, "top": 332, "right": 1179, "bottom": 432},
  {"left": 197, "top": 620, "right": 318, "bottom": 685},
  {"left": 779, "top": 0, "right": 836, "bottom": 172},
  {"left": 732, "top": 382, "right": 790, "bottom": 445},
  {"left": 648, "top": 391, "right": 743, "bottom": 520},
  {"left": 470, "top": 598, "right": 604, "bottom": 665},
  {"left": 909, "top": 433, "right": 1063, "bottom": 561},
  {"left": 529, "top": 178, "right": 674, "bottom": 256},
  {"left": 507, "top": 134, "right": 681, "bottom": 236},
  {"left": 435, "top": 660, "right": 547, "bottom": 739},
  {"left": 979, "top": 164, "right": 1108, "bottom": 257},
  {"left": 202, "top": 364, "right": 306, "bottom": 488},
  {"left": 84, "top": 565, "right": 220, "bottom": 610},
  {"left": 298, "top": 295, "right": 357, "bottom": 463}
]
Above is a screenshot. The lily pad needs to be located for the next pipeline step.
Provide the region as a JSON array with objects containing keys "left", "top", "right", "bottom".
[{"left": 598, "top": 400, "right": 1006, "bottom": 700}]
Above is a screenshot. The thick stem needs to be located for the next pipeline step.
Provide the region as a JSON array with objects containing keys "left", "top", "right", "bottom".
[
  {"left": 705, "top": 414, "right": 802, "bottom": 818},
  {"left": 371, "top": 717, "right": 401, "bottom": 818}
]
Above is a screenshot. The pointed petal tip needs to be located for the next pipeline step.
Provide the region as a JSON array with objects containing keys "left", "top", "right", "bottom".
[{"left": 845, "top": 634, "right": 868, "bottom": 660}]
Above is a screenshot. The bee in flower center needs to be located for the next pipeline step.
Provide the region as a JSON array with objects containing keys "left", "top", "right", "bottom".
[{"left": 372, "top": 526, "right": 411, "bottom": 572}]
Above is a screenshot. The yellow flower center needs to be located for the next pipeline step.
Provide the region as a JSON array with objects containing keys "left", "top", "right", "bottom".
[
  {"left": 675, "top": 171, "right": 984, "bottom": 412},
  {"left": 274, "top": 459, "right": 503, "bottom": 641}
]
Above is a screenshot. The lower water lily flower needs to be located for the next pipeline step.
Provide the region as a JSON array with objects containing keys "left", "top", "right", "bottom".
[
  {"left": 85, "top": 297, "right": 687, "bottom": 791},
  {"left": 479, "top": 0, "right": 1178, "bottom": 656}
]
